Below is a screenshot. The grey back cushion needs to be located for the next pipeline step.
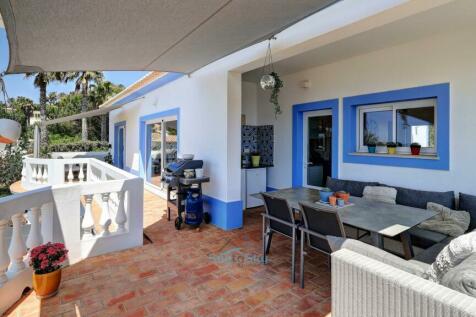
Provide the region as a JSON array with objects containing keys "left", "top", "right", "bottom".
[
  {"left": 441, "top": 253, "right": 476, "bottom": 298},
  {"left": 392, "top": 186, "right": 455, "bottom": 210},
  {"left": 459, "top": 193, "right": 476, "bottom": 231},
  {"left": 326, "top": 177, "right": 379, "bottom": 197}
]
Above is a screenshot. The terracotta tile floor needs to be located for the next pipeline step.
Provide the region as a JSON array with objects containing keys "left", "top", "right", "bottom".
[{"left": 6, "top": 191, "right": 331, "bottom": 317}]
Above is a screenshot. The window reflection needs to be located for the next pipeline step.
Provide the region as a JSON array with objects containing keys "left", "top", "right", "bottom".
[{"left": 396, "top": 107, "right": 435, "bottom": 147}]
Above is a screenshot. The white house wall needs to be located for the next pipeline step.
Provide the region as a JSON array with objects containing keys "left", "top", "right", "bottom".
[{"left": 255, "top": 28, "right": 476, "bottom": 195}]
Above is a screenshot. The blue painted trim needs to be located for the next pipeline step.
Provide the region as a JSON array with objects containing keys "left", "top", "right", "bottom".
[
  {"left": 139, "top": 108, "right": 180, "bottom": 179},
  {"left": 124, "top": 166, "right": 139, "bottom": 176},
  {"left": 266, "top": 186, "right": 277, "bottom": 192},
  {"left": 112, "top": 73, "right": 184, "bottom": 107},
  {"left": 292, "top": 99, "right": 339, "bottom": 187},
  {"left": 343, "top": 83, "right": 450, "bottom": 170},
  {"left": 203, "top": 195, "right": 242, "bottom": 230},
  {"left": 113, "top": 121, "right": 126, "bottom": 168}
]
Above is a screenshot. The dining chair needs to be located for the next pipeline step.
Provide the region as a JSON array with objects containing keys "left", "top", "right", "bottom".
[
  {"left": 261, "top": 193, "right": 300, "bottom": 283},
  {"left": 298, "top": 202, "right": 346, "bottom": 288}
]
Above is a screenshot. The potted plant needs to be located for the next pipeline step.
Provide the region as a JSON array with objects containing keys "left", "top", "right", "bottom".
[
  {"left": 29, "top": 242, "right": 68, "bottom": 298},
  {"left": 386, "top": 142, "right": 397, "bottom": 154},
  {"left": 367, "top": 141, "right": 376, "bottom": 153},
  {"left": 410, "top": 142, "right": 421, "bottom": 155},
  {"left": 251, "top": 152, "right": 261, "bottom": 167}
]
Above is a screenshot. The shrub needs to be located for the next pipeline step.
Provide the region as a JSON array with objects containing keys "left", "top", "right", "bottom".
[
  {"left": 29, "top": 242, "right": 68, "bottom": 274},
  {"left": 42, "top": 141, "right": 110, "bottom": 155},
  {"left": 0, "top": 143, "right": 24, "bottom": 188}
]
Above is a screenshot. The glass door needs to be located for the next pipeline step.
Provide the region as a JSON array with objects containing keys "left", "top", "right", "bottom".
[
  {"left": 146, "top": 116, "right": 178, "bottom": 190},
  {"left": 303, "top": 110, "right": 332, "bottom": 188}
]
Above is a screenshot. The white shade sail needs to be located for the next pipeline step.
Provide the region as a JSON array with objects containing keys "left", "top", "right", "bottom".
[{"left": 0, "top": 0, "right": 336, "bottom": 74}]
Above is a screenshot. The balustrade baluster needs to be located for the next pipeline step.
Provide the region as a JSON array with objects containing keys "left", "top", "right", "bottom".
[
  {"left": 38, "top": 165, "right": 44, "bottom": 184},
  {"left": 68, "top": 164, "right": 74, "bottom": 183},
  {"left": 8, "top": 213, "right": 27, "bottom": 273},
  {"left": 0, "top": 220, "right": 9, "bottom": 286},
  {"left": 78, "top": 164, "right": 85, "bottom": 182},
  {"left": 42, "top": 165, "right": 48, "bottom": 184},
  {"left": 101, "top": 193, "right": 111, "bottom": 235},
  {"left": 26, "top": 207, "right": 43, "bottom": 249},
  {"left": 115, "top": 191, "right": 127, "bottom": 233},
  {"left": 31, "top": 164, "right": 37, "bottom": 183},
  {"left": 82, "top": 195, "right": 95, "bottom": 236},
  {"left": 21, "top": 162, "right": 26, "bottom": 182}
]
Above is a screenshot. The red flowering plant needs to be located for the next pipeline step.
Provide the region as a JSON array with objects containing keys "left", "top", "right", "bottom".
[{"left": 29, "top": 242, "right": 68, "bottom": 274}]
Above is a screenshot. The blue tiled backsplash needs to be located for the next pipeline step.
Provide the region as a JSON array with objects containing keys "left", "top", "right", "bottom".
[{"left": 241, "top": 125, "right": 274, "bottom": 165}]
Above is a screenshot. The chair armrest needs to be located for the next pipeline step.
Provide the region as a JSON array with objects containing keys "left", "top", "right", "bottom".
[{"left": 331, "top": 249, "right": 476, "bottom": 317}]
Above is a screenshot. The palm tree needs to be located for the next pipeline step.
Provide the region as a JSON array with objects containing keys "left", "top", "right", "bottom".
[
  {"left": 89, "top": 81, "right": 124, "bottom": 141},
  {"left": 11, "top": 96, "right": 34, "bottom": 129},
  {"left": 60, "top": 72, "right": 104, "bottom": 141},
  {"left": 24, "top": 72, "right": 62, "bottom": 144}
]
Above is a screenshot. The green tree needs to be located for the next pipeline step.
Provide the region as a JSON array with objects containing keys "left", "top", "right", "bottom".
[
  {"left": 59, "top": 72, "right": 104, "bottom": 141},
  {"left": 10, "top": 96, "right": 34, "bottom": 129},
  {"left": 89, "top": 81, "right": 124, "bottom": 141},
  {"left": 24, "top": 72, "right": 62, "bottom": 144}
]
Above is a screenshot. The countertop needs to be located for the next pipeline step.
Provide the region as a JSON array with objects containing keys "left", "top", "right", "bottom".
[{"left": 241, "top": 164, "right": 273, "bottom": 170}]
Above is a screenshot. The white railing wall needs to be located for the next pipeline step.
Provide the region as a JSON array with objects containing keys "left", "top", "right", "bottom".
[{"left": 1, "top": 157, "right": 143, "bottom": 314}]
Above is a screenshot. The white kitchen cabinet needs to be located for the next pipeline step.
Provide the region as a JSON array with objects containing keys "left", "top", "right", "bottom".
[{"left": 241, "top": 168, "right": 266, "bottom": 209}]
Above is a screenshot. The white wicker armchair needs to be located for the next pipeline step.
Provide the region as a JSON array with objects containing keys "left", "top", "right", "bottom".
[{"left": 331, "top": 249, "right": 476, "bottom": 317}]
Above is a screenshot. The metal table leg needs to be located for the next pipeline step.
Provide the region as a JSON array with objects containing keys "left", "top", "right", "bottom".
[
  {"left": 400, "top": 231, "right": 415, "bottom": 260},
  {"left": 370, "top": 231, "right": 384, "bottom": 249}
]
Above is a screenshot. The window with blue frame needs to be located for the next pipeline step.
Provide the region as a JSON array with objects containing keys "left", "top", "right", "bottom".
[{"left": 343, "top": 83, "right": 449, "bottom": 170}]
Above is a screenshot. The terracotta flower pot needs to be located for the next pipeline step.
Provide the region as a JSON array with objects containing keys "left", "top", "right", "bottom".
[
  {"left": 329, "top": 195, "right": 337, "bottom": 206},
  {"left": 410, "top": 146, "right": 421, "bottom": 155},
  {"left": 335, "top": 191, "right": 350, "bottom": 203},
  {"left": 33, "top": 269, "right": 62, "bottom": 299}
]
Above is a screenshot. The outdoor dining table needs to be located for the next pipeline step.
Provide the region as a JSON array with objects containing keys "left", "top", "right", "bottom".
[{"left": 254, "top": 187, "right": 437, "bottom": 260}]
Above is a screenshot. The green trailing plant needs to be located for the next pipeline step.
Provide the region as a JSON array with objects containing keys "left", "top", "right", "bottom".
[
  {"left": 0, "top": 142, "right": 26, "bottom": 190},
  {"left": 269, "top": 72, "right": 283, "bottom": 118}
]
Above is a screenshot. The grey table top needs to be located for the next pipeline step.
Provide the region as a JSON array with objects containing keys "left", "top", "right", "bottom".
[{"left": 254, "top": 187, "right": 437, "bottom": 237}]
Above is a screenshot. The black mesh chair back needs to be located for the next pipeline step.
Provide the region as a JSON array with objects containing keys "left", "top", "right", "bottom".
[
  {"left": 262, "top": 193, "right": 295, "bottom": 237},
  {"left": 299, "top": 202, "right": 346, "bottom": 254}
]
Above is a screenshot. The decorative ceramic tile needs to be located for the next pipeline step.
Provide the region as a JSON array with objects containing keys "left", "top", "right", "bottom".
[{"left": 241, "top": 125, "right": 274, "bottom": 165}]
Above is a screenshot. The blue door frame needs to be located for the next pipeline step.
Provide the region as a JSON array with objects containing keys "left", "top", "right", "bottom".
[
  {"left": 292, "top": 99, "right": 339, "bottom": 187},
  {"left": 114, "top": 121, "right": 126, "bottom": 169}
]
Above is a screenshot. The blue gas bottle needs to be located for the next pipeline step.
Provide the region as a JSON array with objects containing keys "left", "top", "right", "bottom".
[{"left": 185, "top": 188, "right": 204, "bottom": 226}]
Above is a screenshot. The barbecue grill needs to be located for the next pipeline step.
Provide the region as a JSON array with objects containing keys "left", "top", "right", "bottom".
[{"left": 163, "top": 158, "right": 211, "bottom": 230}]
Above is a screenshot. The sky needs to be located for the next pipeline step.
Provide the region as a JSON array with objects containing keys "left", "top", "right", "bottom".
[{"left": 0, "top": 28, "right": 148, "bottom": 103}]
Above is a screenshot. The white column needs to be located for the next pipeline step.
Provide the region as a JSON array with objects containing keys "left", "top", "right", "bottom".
[
  {"left": 115, "top": 191, "right": 127, "bottom": 233},
  {"left": 26, "top": 207, "right": 43, "bottom": 249},
  {"left": 8, "top": 213, "right": 27, "bottom": 273},
  {"left": 100, "top": 193, "right": 111, "bottom": 233},
  {"left": 0, "top": 220, "right": 9, "bottom": 286},
  {"left": 67, "top": 164, "right": 74, "bottom": 183},
  {"left": 82, "top": 195, "right": 95, "bottom": 236}
]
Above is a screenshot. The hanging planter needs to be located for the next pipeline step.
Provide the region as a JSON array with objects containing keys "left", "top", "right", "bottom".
[
  {"left": 0, "top": 74, "right": 22, "bottom": 144},
  {"left": 259, "top": 38, "right": 284, "bottom": 118}
]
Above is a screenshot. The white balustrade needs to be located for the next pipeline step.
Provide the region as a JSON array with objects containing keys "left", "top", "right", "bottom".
[
  {"left": 26, "top": 207, "right": 42, "bottom": 249},
  {"left": 0, "top": 220, "right": 9, "bottom": 287},
  {"left": 31, "top": 164, "right": 37, "bottom": 183},
  {"left": 81, "top": 195, "right": 95, "bottom": 236},
  {"left": 8, "top": 213, "right": 27, "bottom": 273},
  {"left": 41, "top": 165, "right": 48, "bottom": 184}
]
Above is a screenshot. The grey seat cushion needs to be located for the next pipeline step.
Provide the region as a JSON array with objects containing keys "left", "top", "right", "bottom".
[
  {"left": 327, "top": 236, "right": 427, "bottom": 277},
  {"left": 326, "top": 177, "right": 379, "bottom": 197},
  {"left": 392, "top": 186, "right": 455, "bottom": 209},
  {"left": 412, "top": 239, "right": 451, "bottom": 264},
  {"left": 441, "top": 253, "right": 476, "bottom": 298},
  {"left": 408, "top": 227, "right": 449, "bottom": 249},
  {"left": 459, "top": 193, "right": 476, "bottom": 231}
]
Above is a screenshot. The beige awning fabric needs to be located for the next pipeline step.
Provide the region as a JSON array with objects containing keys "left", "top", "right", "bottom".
[{"left": 0, "top": 0, "right": 336, "bottom": 74}]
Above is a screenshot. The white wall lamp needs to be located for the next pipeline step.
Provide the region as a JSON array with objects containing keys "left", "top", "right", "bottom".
[{"left": 300, "top": 80, "right": 311, "bottom": 89}]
